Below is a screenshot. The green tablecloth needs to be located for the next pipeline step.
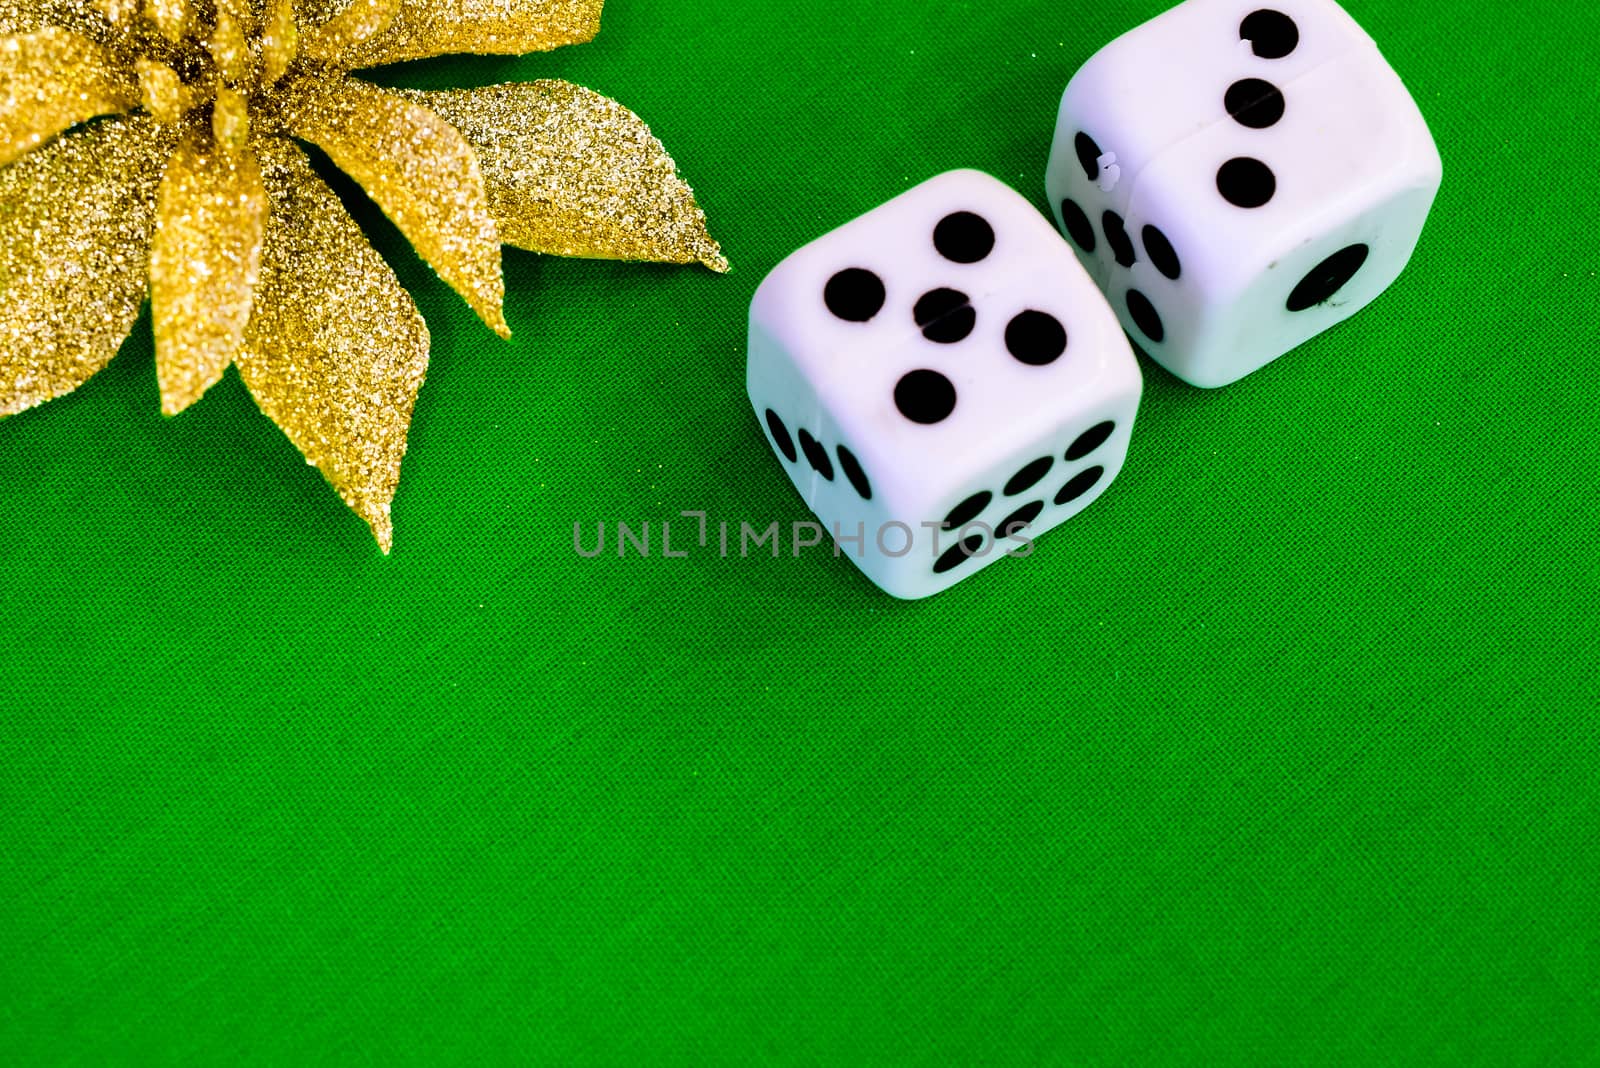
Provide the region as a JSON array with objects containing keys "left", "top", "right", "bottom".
[{"left": 3, "top": 0, "right": 1597, "bottom": 1060}]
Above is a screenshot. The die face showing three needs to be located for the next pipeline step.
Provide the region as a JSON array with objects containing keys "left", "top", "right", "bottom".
[
  {"left": 748, "top": 170, "right": 1142, "bottom": 600},
  {"left": 1047, "top": 0, "right": 1367, "bottom": 235},
  {"left": 1046, "top": 0, "right": 1442, "bottom": 387}
]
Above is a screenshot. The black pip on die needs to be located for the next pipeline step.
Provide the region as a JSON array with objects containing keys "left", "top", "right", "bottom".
[
  {"left": 1046, "top": 0, "right": 1442, "bottom": 387},
  {"left": 747, "top": 170, "right": 1142, "bottom": 599}
]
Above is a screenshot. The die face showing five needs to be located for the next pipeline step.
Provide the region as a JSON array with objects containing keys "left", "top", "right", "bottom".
[
  {"left": 1047, "top": 0, "right": 1441, "bottom": 387},
  {"left": 748, "top": 170, "right": 1142, "bottom": 599},
  {"left": 744, "top": 4, "right": 1441, "bottom": 594}
]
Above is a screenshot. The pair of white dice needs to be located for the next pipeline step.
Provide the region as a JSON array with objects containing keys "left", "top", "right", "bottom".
[{"left": 747, "top": 0, "right": 1441, "bottom": 600}]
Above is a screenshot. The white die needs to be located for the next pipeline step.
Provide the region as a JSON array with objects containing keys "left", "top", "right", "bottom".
[
  {"left": 747, "top": 170, "right": 1142, "bottom": 600},
  {"left": 1045, "top": 0, "right": 1442, "bottom": 387}
]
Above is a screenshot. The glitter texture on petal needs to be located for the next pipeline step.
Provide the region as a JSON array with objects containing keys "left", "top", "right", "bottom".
[
  {"left": 0, "top": 28, "right": 136, "bottom": 165},
  {"left": 0, "top": 0, "right": 101, "bottom": 37},
  {"left": 396, "top": 81, "right": 726, "bottom": 271},
  {"left": 143, "top": 0, "right": 190, "bottom": 41},
  {"left": 0, "top": 114, "right": 170, "bottom": 417},
  {"left": 300, "top": 0, "right": 396, "bottom": 63},
  {"left": 149, "top": 126, "right": 268, "bottom": 415},
  {"left": 234, "top": 137, "right": 430, "bottom": 552},
  {"left": 284, "top": 76, "right": 508, "bottom": 336},
  {"left": 297, "top": 0, "right": 600, "bottom": 67}
]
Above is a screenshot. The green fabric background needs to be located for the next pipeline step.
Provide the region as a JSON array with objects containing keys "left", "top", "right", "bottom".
[{"left": 3, "top": 0, "right": 1598, "bottom": 1061}]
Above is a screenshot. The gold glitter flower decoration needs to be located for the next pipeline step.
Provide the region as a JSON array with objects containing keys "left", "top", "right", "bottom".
[{"left": 0, "top": 0, "right": 725, "bottom": 550}]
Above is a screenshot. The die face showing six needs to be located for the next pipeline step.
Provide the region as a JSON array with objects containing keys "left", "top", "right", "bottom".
[
  {"left": 1046, "top": 0, "right": 1441, "bottom": 387},
  {"left": 748, "top": 170, "right": 1142, "bottom": 599}
]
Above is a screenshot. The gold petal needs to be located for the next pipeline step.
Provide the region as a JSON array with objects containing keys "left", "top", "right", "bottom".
[
  {"left": 397, "top": 81, "right": 726, "bottom": 272},
  {"left": 94, "top": 0, "right": 139, "bottom": 26},
  {"left": 149, "top": 125, "right": 268, "bottom": 415},
  {"left": 210, "top": 83, "right": 248, "bottom": 150},
  {"left": 206, "top": 7, "right": 249, "bottom": 83},
  {"left": 234, "top": 137, "right": 430, "bottom": 553},
  {"left": 300, "top": 0, "right": 396, "bottom": 63},
  {"left": 295, "top": 0, "right": 600, "bottom": 67},
  {"left": 135, "top": 57, "right": 189, "bottom": 123},
  {"left": 0, "top": 0, "right": 101, "bottom": 37},
  {"left": 284, "top": 77, "right": 507, "bottom": 336},
  {"left": 143, "top": 0, "right": 188, "bottom": 41},
  {"left": 259, "top": 0, "right": 297, "bottom": 85},
  {"left": 0, "top": 28, "right": 135, "bottom": 166},
  {"left": 0, "top": 114, "right": 169, "bottom": 417}
]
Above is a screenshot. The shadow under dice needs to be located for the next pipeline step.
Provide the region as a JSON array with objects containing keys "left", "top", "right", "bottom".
[
  {"left": 748, "top": 170, "right": 1142, "bottom": 600},
  {"left": 1046, "top": 0, "right": 1441, "bottom": 387}
]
